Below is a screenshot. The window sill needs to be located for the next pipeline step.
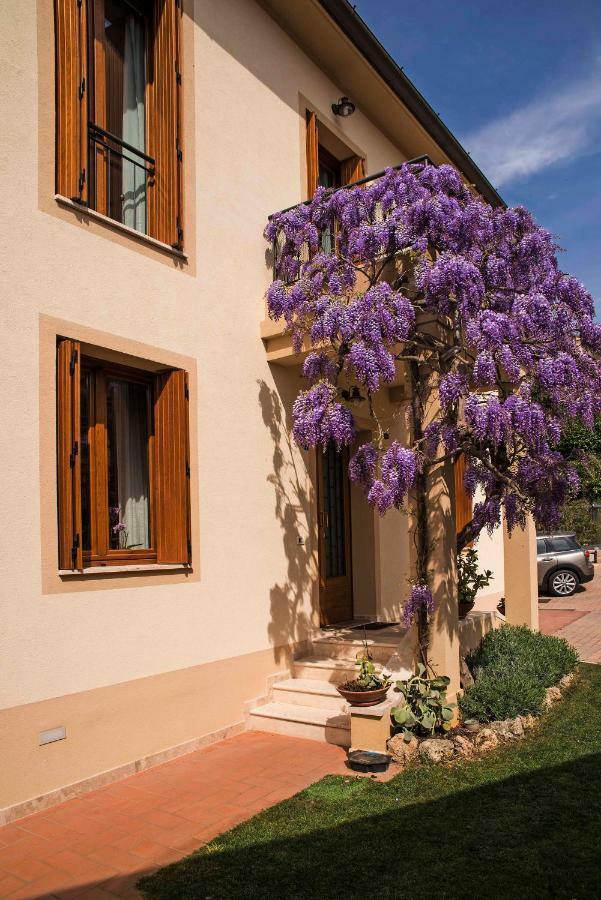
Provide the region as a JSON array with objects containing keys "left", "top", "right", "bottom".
[
  {"left": 54, "top": 195, "right": 188, "bottom": 261},
  {"left": 59, "top": 564, "right": 191, "bottom": 576}
]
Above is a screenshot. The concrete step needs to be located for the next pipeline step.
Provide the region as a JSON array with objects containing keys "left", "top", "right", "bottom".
[
  {"left": 248, "top": 701, "right": 350, "bottom": 747},
  {"left": 272, "top": 678, "right": 348, "bottom": 711},
  {"left": 311, "top": 636, "right": 398, "bottom": 664},
  {"left": 293, "top": 656, "right": 373, "bottom": 684}
]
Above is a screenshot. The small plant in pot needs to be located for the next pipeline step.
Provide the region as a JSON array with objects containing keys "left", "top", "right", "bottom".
[
  {"left": 458, "top": 548, "right": 492, "bottom": 619},
  {"left": 337, "top": 640, "right": 391, "bottom": 707},
  {"left": 391, "top": 664, "right": 455, "bottom": 740}
]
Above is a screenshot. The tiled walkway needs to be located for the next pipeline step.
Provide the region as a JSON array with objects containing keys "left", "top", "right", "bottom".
[
  {"left": 539, "top": 568, "right": 601, "bottom": 663},
  {"left": 0, "top": 732, "right": 352, "bottom": 899}
]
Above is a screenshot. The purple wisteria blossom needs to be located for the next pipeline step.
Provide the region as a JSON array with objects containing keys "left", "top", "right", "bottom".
[
  {"left": 402, "top": 584, "right": 435, "bottom": 628},
  {"left": 265, "top": 160, "right": 601, "bottom": 541}
]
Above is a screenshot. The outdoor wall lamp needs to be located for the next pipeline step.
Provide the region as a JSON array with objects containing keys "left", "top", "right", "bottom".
[{"left": 332, "top": 96, "right": 356, "bottom": 117}]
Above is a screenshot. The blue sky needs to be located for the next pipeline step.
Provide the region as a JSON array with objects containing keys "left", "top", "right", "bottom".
[{"left": 355, "top": 0, "right": 601, "bottom": 310}]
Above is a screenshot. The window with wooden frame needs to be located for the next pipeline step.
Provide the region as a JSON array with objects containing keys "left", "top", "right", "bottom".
[
  {"left": 57, "top": 338, "right": 191, "bottom": 570},
  {"left": 54, "top": 0, "right": 184, "bottom": 248},
  {"left": 305, "top": 110, "right": 366, "bottom": 199}
]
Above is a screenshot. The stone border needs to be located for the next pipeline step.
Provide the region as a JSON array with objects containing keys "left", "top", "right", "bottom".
[{"left": 387, "top": 672, "right": 576, "bottom": 768}]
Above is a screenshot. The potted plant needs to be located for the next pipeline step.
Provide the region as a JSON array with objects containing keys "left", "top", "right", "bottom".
[
  {"left": 337, "top": 639, "right": 391, "bottom": 707},
  {"left": 457, "top": 548, "right": 492, "bottom": 619}
]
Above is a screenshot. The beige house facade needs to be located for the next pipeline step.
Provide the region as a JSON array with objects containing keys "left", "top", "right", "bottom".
[{"left": 0, "top": 0, "right": 537, "bottom": 822}]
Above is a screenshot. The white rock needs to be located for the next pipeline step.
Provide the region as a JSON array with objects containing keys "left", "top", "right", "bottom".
[
  {"left": 418, "top": 738, "right": 455, "bottom": 764},
  {"left": 544, "top": 685, "right": 562, "bottom": 707},
  {"left": 387, "top": 734, "right": 419, "bottom": 767},
  {"left": 473, "top": 728, "right": 499, "bottom": 752},
  {"left": 510, "top": 716, "right": 524, "bottom": 737},
  {"left": 451, "top": 734, "right": 475, "bottom": 758}
]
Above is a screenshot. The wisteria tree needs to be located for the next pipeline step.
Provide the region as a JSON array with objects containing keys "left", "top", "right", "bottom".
[{"left": 265, "top": 161, "right": 601, "bottom": 667}]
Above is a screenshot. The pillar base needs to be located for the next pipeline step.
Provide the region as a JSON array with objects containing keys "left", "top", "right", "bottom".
[{"left": 349, "top": 699, "right": 393, "bottom": 753}]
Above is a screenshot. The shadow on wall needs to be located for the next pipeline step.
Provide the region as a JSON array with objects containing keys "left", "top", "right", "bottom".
[
  {"left": 258, "top": 373, "right": 314, "bottom": 663},
  {"left": 426, "top": 458, "right": 458, "bottom": 650}
]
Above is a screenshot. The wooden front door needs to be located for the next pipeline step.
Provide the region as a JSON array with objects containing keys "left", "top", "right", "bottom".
[{"left": 317, "top": 443, "right": 353, "bottom": 625}]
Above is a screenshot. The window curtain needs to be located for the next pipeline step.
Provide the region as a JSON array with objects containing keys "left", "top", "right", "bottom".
[
  {"left": 112, "top": 381, "right": 150, "bottom": 549},
  {"left": 122, "top": 14, "right": 146, "bottom": 233}
]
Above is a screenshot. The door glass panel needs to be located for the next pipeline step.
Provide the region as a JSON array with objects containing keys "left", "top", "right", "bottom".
[
  {"left": 322, "top": 442, "right": 347, "bottom": 578},
  {"left": 107, "top": 378, "right": 151, "bottom": 550},
  {"left": 318, "top": 152, "right": 339, "bottom": 254},
  {"left": 536, "top": 539, "right": 546, "bottom": 554},
  {"left": 80, "top": 371, "right": 92, "bottom": 551}
]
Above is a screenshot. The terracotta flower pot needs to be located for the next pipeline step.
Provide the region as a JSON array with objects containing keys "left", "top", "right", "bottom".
[{"left": 337, "top": 684, "right": 389, "bottom": 707}]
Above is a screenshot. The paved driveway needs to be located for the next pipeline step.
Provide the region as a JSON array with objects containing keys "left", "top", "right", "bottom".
[{"left": 539, "top": 567, "right": 601, "bottom": 663}]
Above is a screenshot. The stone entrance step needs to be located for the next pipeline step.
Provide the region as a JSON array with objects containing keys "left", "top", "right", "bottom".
[
  {"left": 248, "top": 701, "right": 351, "bottom": 747},
  {"left": 311, "top": 635, "right": 399, "bottom": 664},
  {"left": 292, "top": 656, "right": 367, "bottom": 684},
  {"left": 272, "top": 678, "right": 347, "bottom": 711}
]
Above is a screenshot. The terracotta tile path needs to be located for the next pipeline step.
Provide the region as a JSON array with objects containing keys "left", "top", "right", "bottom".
[
  {"left": 539, "top": 567, "right": 601, "bottom": 663},
  {"left": 0, "top": 732, "right": 360, "bottom": 899}
]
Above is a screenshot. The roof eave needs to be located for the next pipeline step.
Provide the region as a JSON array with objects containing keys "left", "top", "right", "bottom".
[{"left": 318, "top": 0, "right": 505, "bottom": 209}]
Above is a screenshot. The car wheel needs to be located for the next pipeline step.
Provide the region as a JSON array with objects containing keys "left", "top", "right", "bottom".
[{"left": 549, "top": 569, "right": 579, "bottom": 597}]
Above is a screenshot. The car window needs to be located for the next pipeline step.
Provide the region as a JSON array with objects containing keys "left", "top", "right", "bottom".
[
  {"left": 549, "top": 536, "right": 579, "bottom": 552},
  {"left": 536, "top": 539, "right": 547, "bottom": 554}
]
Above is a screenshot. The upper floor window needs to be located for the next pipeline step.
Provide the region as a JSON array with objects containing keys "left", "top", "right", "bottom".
[
  {"left": 54, "top": 0, "right": 184, "bottom": 249},
  {"left": 305, "top": 110, "right": 365, "bottom": 199}
]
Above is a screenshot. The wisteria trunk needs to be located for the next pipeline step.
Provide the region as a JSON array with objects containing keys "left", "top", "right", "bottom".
[{"left": 409, "top": 359, "right": 431, "bottom": 668}]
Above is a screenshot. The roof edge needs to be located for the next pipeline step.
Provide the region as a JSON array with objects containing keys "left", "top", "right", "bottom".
[{"left": 318, "top": 0, "right": 505, "bottom": 208}]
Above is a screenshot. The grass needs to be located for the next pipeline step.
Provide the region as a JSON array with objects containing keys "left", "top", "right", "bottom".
[{"left": 139, "top": 664, "right": 601, "bottom": 900}]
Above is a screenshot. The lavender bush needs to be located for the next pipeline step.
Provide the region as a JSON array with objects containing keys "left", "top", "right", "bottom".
[{"left": 265, "top": 161, "right": 600, "bottom": 665}]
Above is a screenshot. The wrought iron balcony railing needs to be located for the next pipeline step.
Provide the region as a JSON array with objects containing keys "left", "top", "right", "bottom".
[
  {"left": 88, "top": 123, "right": 155, "bottom": 235},
  {"left": 268, "top": 155, "right": 434, "bottom": 281}
]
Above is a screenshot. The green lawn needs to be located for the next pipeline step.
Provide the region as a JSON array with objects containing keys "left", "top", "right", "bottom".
[{"left": 139, "top": 664, "right": 601, "bottom": 900}]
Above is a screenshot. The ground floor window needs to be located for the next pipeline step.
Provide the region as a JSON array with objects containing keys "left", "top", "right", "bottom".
[{"left": 57, "top": 338, "right": 191, "bottom": 569}]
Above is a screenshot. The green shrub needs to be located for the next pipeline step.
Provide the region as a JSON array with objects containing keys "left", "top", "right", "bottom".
[
  {"left": 459, "top": 670, "right": 546, "bottom": 722},
  {"left": 467, "top": 624, "right": 579, "bottom": 687},
  {"left": 460, "top": 625, "right": 579, "bottom": 723}
]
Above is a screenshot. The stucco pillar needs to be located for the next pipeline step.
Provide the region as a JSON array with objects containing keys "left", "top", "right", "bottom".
[
  {"left": 372, "top": 403, "right": 412, "bottom": 623},
  {"left": 426, "top": 456, "right": 461, "bottom": 701},
  {"left": 503, "top": 516, "right": 539, "bottom": 630}
]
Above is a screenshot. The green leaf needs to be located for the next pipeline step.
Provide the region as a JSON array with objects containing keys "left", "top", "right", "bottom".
[
  {"left": 391, "top": 706, "right": 408, "bottom": 725},
  {"left": 422, "top": 711, "right": 436, "bottom": 727}
]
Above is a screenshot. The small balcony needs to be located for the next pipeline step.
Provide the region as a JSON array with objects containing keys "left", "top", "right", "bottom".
[{"left": 260, "top": 155, "right": 432, "bottom": 366}]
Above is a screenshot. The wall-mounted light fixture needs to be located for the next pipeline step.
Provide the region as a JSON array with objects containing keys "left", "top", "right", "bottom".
[{"left": 332, "top": 96, "right": 356, "bottom": 117}]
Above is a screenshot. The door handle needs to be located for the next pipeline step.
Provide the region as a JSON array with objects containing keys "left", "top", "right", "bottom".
[{"left": 542, "top": 557, "right": 554, "bottom": 561}]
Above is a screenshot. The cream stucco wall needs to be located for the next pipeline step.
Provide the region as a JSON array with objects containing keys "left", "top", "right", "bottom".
[
  {"left": 0, "top": 0, "right": 413, "bottom": 815},
  {"left": 1, "top": 0, "right": 508, "bottom": 814},
  {"left": 473, "top": 491, "right": 505, "bottom": 611}
]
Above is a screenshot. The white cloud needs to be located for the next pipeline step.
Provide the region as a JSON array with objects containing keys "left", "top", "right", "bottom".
[{"left": 463, "top": 70, "right": 601, "bottom": 187}]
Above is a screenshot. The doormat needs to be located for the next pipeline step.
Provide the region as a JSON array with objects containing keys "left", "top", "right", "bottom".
[{"left": 351, "top": 622, "right": 399, "bottom": 631}]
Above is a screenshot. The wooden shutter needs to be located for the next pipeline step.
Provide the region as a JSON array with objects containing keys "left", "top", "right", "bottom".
[
  {"left": 454, "top": 453, "right": 473, "bottom": 536},
  {"left": 148, "top": 0, "right": 183, "bottom": 248},
  {"left": 154, "top": 369, "right": 191, "bottom": 564},
  {"left": 57, "top": 339, "right": 83, "bottom": 569},
  {"left": 306, "top": 110, "right": 319, "bottom": 199},
  {"left": 340, "top": 155, "right": 366, "bottom": 185},
  {"left": 55, "top": 0, "right": 88, "bottom": 202}
]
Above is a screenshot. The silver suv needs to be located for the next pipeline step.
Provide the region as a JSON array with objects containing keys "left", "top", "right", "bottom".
[{"left": 537, "top": 533, "right": 594, "bottom": 597}]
